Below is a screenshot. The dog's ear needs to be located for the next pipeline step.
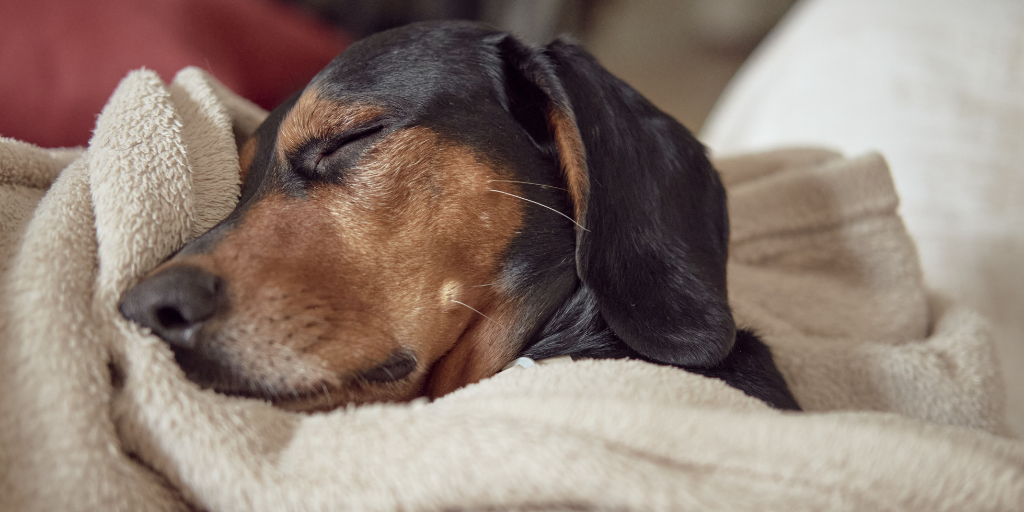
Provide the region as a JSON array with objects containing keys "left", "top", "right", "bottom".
[{"left": 497, "top": 35, "right": 734, "bottom": 368}]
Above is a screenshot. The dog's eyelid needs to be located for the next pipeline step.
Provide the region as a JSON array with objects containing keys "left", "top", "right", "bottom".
[
  {"left": 318, "top": 124, "right": 385, "bottom": 161},
  {"left": 326, "top": 123, "right": 386, "bottom": 153},
  {"left": 297, "top": 124, "right": 387, "bottom": 179}
]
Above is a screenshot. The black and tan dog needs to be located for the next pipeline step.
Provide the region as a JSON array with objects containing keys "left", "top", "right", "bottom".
[{"left": 120, "top": 21, "right": 799, "bottom": 412}]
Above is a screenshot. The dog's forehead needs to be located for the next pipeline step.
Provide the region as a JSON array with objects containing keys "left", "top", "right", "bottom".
[{"left": 309, "top": 22, "right": 505, "bottom": 106}]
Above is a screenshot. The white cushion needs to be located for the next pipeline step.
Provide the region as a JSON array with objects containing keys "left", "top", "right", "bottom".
[{"left": 701, "top": 0, "right": 1024, "bottom": 436}]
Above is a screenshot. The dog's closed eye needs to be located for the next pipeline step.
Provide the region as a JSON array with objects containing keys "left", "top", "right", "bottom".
[{"left": 296, "top": 125, "right": 387, "bottom": 181}]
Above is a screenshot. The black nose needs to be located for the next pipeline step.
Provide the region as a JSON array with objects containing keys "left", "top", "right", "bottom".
[{"left": 119, "top": 265, "right": 225, "bottom": 349}]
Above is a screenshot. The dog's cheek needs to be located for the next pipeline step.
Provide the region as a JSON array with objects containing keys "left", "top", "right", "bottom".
[
  {"left": 209, "top": 194, "right": 485, "bottom": 393},
  {"left": 383, "top": 145, "right": 529, "bottom": 391}
]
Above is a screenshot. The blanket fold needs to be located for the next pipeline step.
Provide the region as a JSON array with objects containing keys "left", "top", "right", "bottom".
[{"left": 1, "top": 68, "right": 1020, "bottom": 512}]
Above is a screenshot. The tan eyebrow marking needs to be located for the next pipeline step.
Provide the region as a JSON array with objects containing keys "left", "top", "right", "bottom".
[{"left": 277, "top": 86, "right": 387, "bottom": 160}]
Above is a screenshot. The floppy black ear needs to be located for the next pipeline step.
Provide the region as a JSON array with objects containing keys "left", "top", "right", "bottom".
[{"left": 498, "top": 35, "right": 735, "bottom": 368}]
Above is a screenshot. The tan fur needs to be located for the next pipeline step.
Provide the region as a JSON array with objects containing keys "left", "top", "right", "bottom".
[
  {"left": 237, "top": 137, "right": 257, "bottom": 184},
  {"left": 549, "top": 107, "right": 589, "bottom": 228},
  {"left": 161, "top": 125, "right": 524, "bottom": 411},
  {"left": 277, "top": 87, "right": 386, "bottom": 159},
  {"left": 425, "top": 299, "right": 524, "bottom": 397}
]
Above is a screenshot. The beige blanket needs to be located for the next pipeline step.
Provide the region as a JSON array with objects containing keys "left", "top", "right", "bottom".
[{"left": 1, "top": 68, "right": 1021, "bottom": 512}]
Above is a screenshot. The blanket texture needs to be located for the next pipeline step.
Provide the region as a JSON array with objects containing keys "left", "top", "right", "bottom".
[{"left": 1, "top": 68, "right": 1021, "bottom": 512}]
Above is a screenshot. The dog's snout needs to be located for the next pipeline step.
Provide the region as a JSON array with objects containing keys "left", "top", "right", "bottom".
[{"left": 119, "top": 265, "right": 225, "bottom": 349}]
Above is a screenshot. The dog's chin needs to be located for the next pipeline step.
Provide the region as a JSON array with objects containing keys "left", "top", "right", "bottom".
[
  {"left": 271, "top": 394, "right": 341, "bottom": 413},
  {"left": 206, "top": 373, "right": 427, "bottom": 413},
  {"left": 173, "top": 342, "right": 425, "bottom": 412},
  {"left": 279, "top": 381, "right": 425, "bottom": 412}
]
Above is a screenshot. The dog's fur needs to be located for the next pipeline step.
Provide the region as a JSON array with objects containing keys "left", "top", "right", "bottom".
[{"left": 120, "top": 22, "right": 800, "bottom": 412}]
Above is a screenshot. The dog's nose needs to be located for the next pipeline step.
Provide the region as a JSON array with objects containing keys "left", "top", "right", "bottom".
[{"left": 119, "top": 265, "right": 225, "bottom": 349}]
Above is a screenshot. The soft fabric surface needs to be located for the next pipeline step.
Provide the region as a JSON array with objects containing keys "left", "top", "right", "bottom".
[
  {"left": 701, "top": 0, "right": 1024, "bottom": 436},
  {"left": 0, "top": 68, "right": 1021, "bottom": 511}
]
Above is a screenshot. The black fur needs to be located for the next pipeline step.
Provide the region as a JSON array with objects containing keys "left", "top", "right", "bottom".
[{"left": 472, "top": 27, "right": 798, "bottom": 409}]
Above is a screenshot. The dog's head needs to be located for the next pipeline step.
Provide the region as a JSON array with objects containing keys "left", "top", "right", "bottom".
[{"left": 119, "top": 22, "right": 733, "bottom": 412}]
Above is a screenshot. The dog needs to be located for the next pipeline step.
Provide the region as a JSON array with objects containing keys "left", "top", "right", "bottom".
[{"left": 119, "top": 21, "right": 800, "bottom": 412}]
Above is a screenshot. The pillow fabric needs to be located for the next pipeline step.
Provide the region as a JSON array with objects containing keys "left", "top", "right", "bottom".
[{"left": 701, "top": 0, "right": 1024, "bottom": 437}]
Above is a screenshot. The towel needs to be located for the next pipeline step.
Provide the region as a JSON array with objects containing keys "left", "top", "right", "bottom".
[{"left": 1, "top": 68, "right": 1020, "bottom": 512}]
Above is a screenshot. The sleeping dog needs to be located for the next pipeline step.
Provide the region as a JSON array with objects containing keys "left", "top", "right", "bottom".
[{"left": 120, "top": 21, "right": 800, "bottom": 412}]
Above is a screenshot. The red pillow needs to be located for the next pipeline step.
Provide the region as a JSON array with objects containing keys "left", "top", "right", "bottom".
[{"left": 0, "top": 0, "right": 351, "bottom": 148}]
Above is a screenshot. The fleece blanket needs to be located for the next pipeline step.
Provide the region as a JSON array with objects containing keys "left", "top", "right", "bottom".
[{"left": 0, "top": 68, "right": 1021, "bottom": 512}]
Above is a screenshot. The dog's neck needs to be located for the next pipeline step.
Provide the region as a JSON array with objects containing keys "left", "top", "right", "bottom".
[{"left": 520, "top": 284, "right": 636, "bottom": 361}]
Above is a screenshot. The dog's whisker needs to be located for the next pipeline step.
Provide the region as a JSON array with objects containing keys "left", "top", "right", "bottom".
[
  {"left": 487, "top": 189, "right": 588, "bottom": 231},
  {"left": 253, "top": 378, "right": 278, "bottom": 401},
  {"left": 469, "top": 283, "right": 496, "bottom": 288},
  {"left": 321, "top": 382, "right": 333, "bottom": 409},
  {"left": 488, "top": 179, "right": 568, "bottom": 192},
  {"left": 452, "top": 300, "right": 507, "bottom": 329}
]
